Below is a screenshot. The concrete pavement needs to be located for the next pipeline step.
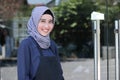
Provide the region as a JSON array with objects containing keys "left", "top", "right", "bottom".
[
  {"left": 62, "top": 58, "right": 115, "bottom": 80},
  {"left": 0, "top": 58, "right": 116, "bottom": 80}
]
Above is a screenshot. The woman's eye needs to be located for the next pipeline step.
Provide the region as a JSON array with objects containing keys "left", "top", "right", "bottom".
[
  {"left": 49, "top": 20, "right": 54, "bottom": 23},
  {"left": 40, "top": 19, "right": 53, "bottom": 24},
  {"left": 40, "top": 20, "right": 45, "bottom": 22}
]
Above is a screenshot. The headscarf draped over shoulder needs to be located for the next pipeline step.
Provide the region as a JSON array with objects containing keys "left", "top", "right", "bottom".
[{"left": 27, "top": 6, "right": 55, "bottom": 49}]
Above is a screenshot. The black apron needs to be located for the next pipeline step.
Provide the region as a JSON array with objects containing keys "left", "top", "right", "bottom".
[{"left": 33, "top": 40, "right": 64, "bottom": 80}]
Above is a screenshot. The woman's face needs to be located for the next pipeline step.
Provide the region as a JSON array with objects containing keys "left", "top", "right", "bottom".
[{"left": 37, "top": 14, "right": 54, "bottom": 36}]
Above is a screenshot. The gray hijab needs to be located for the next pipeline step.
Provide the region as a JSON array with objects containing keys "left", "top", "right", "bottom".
[{"left": 27, "top": 6, "right": 54, "bottom": 49}]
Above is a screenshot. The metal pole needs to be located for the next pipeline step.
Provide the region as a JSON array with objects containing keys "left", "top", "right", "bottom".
[
  {"left": 96, "top": 20, "right": 101, "bottom": 80},
  {"left": 94, "top": 20, "right": 101, "bottom": 80},
  {"left": 94, "top": 20, "right": 97, "bottom": 80},
  {"left": 118, "top": 20, "right": 120, "bottom": 79},
  {"left": 0, "top": 62, "right": 1, "bottom": 80},
  {"left": 105, "top": 0, "right": 109, "bottom": 79},
  {"left": 115, "top": 20, "right": 119, "bottom": 80}
]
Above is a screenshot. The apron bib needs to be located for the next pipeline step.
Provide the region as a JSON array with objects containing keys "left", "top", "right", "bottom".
[
  {"left": 34, "top": 56, "right": 63, "bottom": 80},
  {"left": 31, "top": 37, "right": 64, "bottom": 80}
]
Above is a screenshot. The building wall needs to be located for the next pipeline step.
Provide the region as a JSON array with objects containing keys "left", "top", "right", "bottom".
[{"left": 12, "top": 17, "right": 29, "bottom": 49}]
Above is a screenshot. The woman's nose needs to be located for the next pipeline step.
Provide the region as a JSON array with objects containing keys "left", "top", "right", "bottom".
[{"left": 44, "top": 23, "right": 49, "bottom": 28}]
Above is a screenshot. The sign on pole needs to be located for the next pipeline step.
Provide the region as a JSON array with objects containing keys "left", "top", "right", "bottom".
[{"left": 91, "top": 11, "right": 104, "bottom": 80}]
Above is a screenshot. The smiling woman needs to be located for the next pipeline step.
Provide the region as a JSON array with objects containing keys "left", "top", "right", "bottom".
[
  {"left": 38, "top": 14, "right": 54, "bottom": 36},
  {"left": 17, "top": 6, "right": 64, "bottom": 80}
]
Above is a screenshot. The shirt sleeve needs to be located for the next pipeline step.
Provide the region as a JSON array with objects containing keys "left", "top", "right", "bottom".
[{"left": 17, "top": 39, "right": 31, "bottom": 80}]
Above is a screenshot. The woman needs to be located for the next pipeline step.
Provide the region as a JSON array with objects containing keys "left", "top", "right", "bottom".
[{"left": 17, "top": 6, "right": 64, "bottom": 80}]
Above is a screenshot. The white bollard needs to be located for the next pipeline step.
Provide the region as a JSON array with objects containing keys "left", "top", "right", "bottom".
[{"left": 1, "top": 45, "right": 5, "bottom": 58}]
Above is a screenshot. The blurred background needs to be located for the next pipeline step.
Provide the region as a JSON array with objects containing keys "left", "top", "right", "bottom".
[{"left": 0, "top": 0, "right": 120, "bottom": 80}]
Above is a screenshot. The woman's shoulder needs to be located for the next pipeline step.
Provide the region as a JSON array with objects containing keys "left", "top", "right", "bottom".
[
  {"left": 20, "top": 36, "right": 31, "bottom": 46},
  {"left": 50, "top": 39, "right": 58, "bottom": 54},
  {"left": 50, "top": 39, "right": 57, "bottom": 48},
  {"left": 19, "top": 36, "right": 36, "bottom": 48}
]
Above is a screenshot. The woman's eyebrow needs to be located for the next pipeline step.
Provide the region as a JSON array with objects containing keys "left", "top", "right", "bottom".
[
  {"left": 40, "top": 18, "right": 53, "bottom": 21},
  {"left": 40, "top": 18, "right": 46, "bottom": 20}
]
